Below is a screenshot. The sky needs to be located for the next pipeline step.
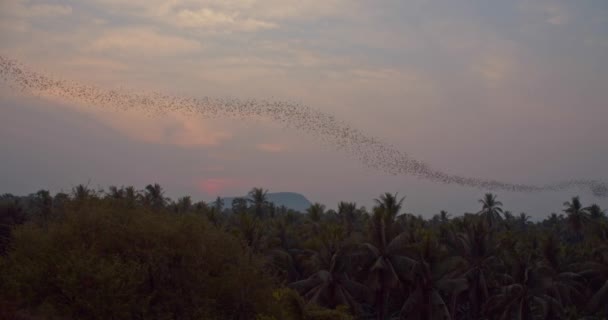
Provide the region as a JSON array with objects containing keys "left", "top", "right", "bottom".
[{"left": 1, "top": 0, "right": 607, "bottom": 218}]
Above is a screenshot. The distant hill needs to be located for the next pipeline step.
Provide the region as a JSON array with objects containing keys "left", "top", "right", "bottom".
[{"left": 222, "top": 192, "right": 311, "bottom": 212}]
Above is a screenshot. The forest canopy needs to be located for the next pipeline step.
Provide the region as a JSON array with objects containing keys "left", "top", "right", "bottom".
[{"left": 1, "top": 184, "right": 607, "bottom": 320}]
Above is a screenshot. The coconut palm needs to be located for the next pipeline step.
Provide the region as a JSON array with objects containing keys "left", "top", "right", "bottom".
[
  {"left": 586, "top": 204, "right": 606, "bottom": 221},
  {"left": 35, "top": 190, "right": 53, "bottom": 222},
  {"left": 516, "top": 212, "right": 531, "bottom": 231},
  {"left": 72, "top": 184, "right": 94, "bottom": 202},
  {"left": 439, "top": 210, "right": 450, "bottom": 224},
  {"left": 338, "top": 202, "right": 357, "bottom": 237},
  {"left": 290, "top": 248, "right": 371, "bottom": 314},
  {"left": 400, "top": 235, "right": 468, "bottom": 320},
  {"left": 358, "top": 202, "right": 416, "bottom": 320},
  {"left": 307, "top": 203, "right": 326, "bottom": 223},
  {"left": 447, "top": 217, "right": 499, "bottom": 319},
  {"left": 374, "top": 193, "right": 405, "bottom": 233},
  {"left": 175, "top": 196, "right": 192, "bottom": 213},
  {"left": 562, "top": 196, "right": 589, "bottom": 241},
  {"left": 213, "top": 196, "right": 224, "bottom": 213},
  {"left": 306, "top": 203, "right": 326, "bottom": 236},
  {"left": 485, "top": 253, "right": 564, "bottom": 320},
  {"left": 581, "top": 245, "right": 608, "bottom": 316},
  {"left": 107, "top": 186, "right": 124, "bottom": 199},
  {"left": 231, "top": 197, "right": 249, "bottom": 214},
  {"left": 478, "top": 193, "right": 503, "bottom": 229},
  {"left": 144, "top": 183, "right": 168, "bottom": 209},
  {"left": 233, "top": 212, "right": 265, "bottom": 252},
  {"left": 248, "top": 187, "right": 269, "bottom": 218},
  {"left": 123, "top": 186, "right": 139, "bottom": 207},
  {"left": 537, "top": 234, "right": 585, "bottom": 310}
]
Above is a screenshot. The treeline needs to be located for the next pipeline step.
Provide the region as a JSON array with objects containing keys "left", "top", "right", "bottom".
[{"left": 0, "top": 184, "right": 607, "bottom": 320}]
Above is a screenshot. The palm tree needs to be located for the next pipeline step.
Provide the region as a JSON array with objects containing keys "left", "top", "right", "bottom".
[
  {"left": 447, "top": 217, "right": 499, "bottom": 319},
  {"left": 123, "top": 186, "right": 139, "bottom": 207},
  {"left": 543, "top": 213, "right": 561, "bottom": 229},
  {"left": 35, "top": 190, "right": 53, "bottom": 222},
  {"left": 175, "top": 196, "right": 192, "bottom": 213},
  {"left": 248, "top": 187, "right": 269, "bottom": 218},
  {"left": 373, "top": 193, "right": 405, "bottom": 239},
  {"left": 400, "top": 235, "right": 468, "bottom": 320},
  {"left": 581, "top": 245, "right": 608, "bottom": 316},
  {"left": 484, "top": 255, "right": 564, "bottom": 319},
  {"left": 231, "top": 197, "right": 249, "bottom": 214},
  {"left": 107, "top": 186, "right": 124, "bottom": 199},
  {"left": 144, "top": 183, "right": 167, "bottom": 209},
  {"left": 439, "top": 210, "right": 450, "bottom": 224},
  {"left": 586, "top": 204, "right": 606, "bottom": 221},
  {"left": 72, "top": 184, "right": 93, "bottom": 202},
  {"left": 563, "top": 196, "right": 589, "bottom": 241},
  {"left": 307, "top": 203, "right": 326, "bottom": 223},
  {"left": 233, "top": 212, "right": 265, "bottom": 252},
  {"left": 359, "top": 202, "right": 414, "bottom": 320},
  {"left": 537, "top": 234, "right": 585, "bottom": 309},
  {"left": 338, "top": 202, "right": 357, "bottom": 237},
  {"left": 213, "top": 196, "right": 224, "bottom": 213},
  {"left": 516, "top": 212, "right": 531, "bottom": 231},
  {"left": 290, "top": 250, "right": 371, "bottom": 313},
  {"left": 478, "top": 193, "right": 503, "bottom": 228}
]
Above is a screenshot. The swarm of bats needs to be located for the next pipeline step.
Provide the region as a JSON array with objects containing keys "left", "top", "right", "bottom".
[{"left": 1, "top": 55, "right": 605, "bottom": 197}]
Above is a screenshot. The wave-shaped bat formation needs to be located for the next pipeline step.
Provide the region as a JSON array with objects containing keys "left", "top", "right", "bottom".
[{"left": 1, "top": 55, "right": 606, "bottom": 197}]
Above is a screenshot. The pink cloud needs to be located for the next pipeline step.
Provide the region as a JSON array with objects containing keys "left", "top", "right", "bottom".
[{"left": 198, "top": 178, "right": 241, "bottom": 196}]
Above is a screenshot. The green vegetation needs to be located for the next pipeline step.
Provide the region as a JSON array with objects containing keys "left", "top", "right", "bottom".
[{"left": 1, "top": 185, "right": 607, "bottom": 319}]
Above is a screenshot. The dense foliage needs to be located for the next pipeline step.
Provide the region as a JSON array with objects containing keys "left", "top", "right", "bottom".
[{"left": 1, "top": 184, "right": 607, "bottom": 320}]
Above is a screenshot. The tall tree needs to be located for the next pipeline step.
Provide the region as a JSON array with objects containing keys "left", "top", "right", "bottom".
[
  {"left": 144, "top": 183, "right": 167, "bottom": 209},
  {"left": 248, "top": 187, "right": 269, "bottom": 218},
  {"left": 213, "top": 196, "right": 224, "bottom": 213},
  {"left": 307, "top": 203, "right": 326, "bottom": 223},
  {"left": 448, "top": 217, "right": 498, "bottom": 319},
  {"left": 35, "top": 190, "right": 53, "bottom": 223},
  {"left": 485, "top": 253, "right": 565, "bottom": 319},
  {"left": 563, "top": 196, "right": 589, "bottom": 241},
  {"left": 338, "top": 202, "right": 357, "bottom": 237},
  {"left": 439, "top": 210, "right": 450, "bottom": 224},
  {"left": 72, "top": 184, "right": 93, "bottom": 202},
  {"left": 478, "top": 193, "right": 503, "bottom": 229},
  {"left": 231, "top": 197, "right": 249, "bottom": 214},
  {"left": 290, "top": 249, "right": 371, "bottom": 314},
  {"left": 586, "top": 204, "right": 606, "bottom": 221},
  {"left": 400, "top": 235, "right": 468, "bottom": 320},
  {"left": 175, "top": 196, "right": 192, "bottom": 213},
  {"left": 373, "top": 193, "right": 405, "bottom": 239},
  {"left": 358, "top": 195, "right": 413, "bottom": 320}
]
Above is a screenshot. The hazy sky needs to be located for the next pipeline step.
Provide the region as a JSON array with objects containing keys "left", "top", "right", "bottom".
[{"left": 1, "top": 0, "right": 607, "bottom": 218}]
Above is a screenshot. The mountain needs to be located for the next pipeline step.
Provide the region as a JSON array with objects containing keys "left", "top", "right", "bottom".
[{"left": 222, "top": 192, "right": 311, "bottom": 212}]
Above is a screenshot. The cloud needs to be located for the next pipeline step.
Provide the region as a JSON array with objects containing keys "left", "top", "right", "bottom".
[
  {"left": 255, "top": 143, "right": 284, "bottom": 152},
  {"left": 1, "top": 0, "right": 72, "bottom": 18},
  {"left": 175, "top": 8, "right": 277, "bottom": 32},
  {"left": 26, "top": 3, "right": 72, "bottom": 17},
  {"left": 34, "top": 96, "right": 232, "bottom": 148},
  {"left": 198, "top": 178, "right": 241, "bottom": 195},
  {"left": 87, "top": 28, "right": 202, "bottom": 56},
  {"left": 66, "top": 57, "right": 129, "bottom": 71},
  {"left": 89, "top": 0, "right": 350, "bottom": 33},
  {"left": 101, "top": 112, "right": 231, "bottom": 148}
]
